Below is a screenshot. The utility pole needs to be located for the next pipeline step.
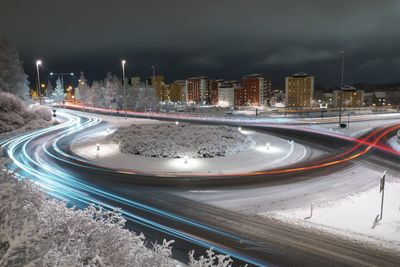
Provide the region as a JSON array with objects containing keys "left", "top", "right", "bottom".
[
  {"left": 339, "top": 50, "right": 345, "bottom": 127},
  {"left": 379, "top": 170, "right": 386, "bottom": 220}
]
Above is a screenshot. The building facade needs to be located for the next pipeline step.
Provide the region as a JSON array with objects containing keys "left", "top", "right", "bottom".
[
  {"left": 209, "top": 79, "right": 224, "bottom": 105},
  {"left": 242, "top": 74, "right": 271, "bottom": 106},
  {"left": 146, "top": 75, "right": 167, "bottom": 101},
  {"left": 185, "top": 76, "right": 209, "bottom": 104},
  {"left": 217, "top": 81, "right": 239, "bottom": 107},
  {"left": 333, "top": 86, "right": 365, "bottom": 108},
  {"left": 285, "top": 72, "right": 314, "bottom": 108},
  {"left": 169, "top": 80, "right": 185, "bottom": 102}
]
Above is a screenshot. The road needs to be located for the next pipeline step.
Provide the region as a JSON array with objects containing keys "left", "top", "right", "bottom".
[{"left": 2, "top": 108, "right": 400, "bottom": 267}]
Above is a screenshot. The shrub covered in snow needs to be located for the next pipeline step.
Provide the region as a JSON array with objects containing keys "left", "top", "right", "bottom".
[
  {"left": 0, "top": 151, "right": 234, "bottom": 266},
  {"left": 0, "top": 92, "right": 52, "bottom": 134},
  {"left": 107, "top": 123, "right": 254, "bottom": 158}
]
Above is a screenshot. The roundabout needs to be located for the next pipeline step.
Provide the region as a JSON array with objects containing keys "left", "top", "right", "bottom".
[{"left": 70, "top": 122, "right": 310, "bottom": 175}]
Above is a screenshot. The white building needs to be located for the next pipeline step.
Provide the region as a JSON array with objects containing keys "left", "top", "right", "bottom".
[{"left": 218, "top": 81, "right": 238, "bottom": 107}]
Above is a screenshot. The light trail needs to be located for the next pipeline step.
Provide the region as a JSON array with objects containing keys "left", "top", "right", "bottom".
[
  {"left": 1, "top": 110, "right": 268, "bottom": 267},
  {"left": 2, "top": 107, "right": 399, "bottom": 266}
]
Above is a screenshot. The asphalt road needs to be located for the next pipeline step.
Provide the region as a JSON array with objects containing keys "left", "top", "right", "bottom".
[{"left": 2, "top": 109, "right": 400, "bottom": 267}]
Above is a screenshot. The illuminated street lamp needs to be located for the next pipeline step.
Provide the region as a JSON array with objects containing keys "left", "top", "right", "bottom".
[
  {"left": 122, "top": 60, "right": 127, "bottom": 119},
  {"left": 50, "top": 72, "right": 75, "bottom": 92},
  {"left": 266, "top": 142, "right": 270, "bottom": 150},
  {"left": 175, "top": 121, "right": 179, "bottom": 125},
  {"left": 36, "top": 60, "right": 42, "bottom": 104}
]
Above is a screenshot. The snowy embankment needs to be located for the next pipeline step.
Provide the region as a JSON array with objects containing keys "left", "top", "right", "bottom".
[
  {"left": 107, "top": 123, "right": 253, "bottom": 158},
  {"left": 389, "top": 135, "right": 400, "bottom": 152},
  {"left": 258, "top": 182, "right": 400, "bottom": 253},
  {"left": 0, "top": 151, "right": 232, "bottom": 266},
  {"left": 0, "top": 92, "right": 54, "bottom": 137}
]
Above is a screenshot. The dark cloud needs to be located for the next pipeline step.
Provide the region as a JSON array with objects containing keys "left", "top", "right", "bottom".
[{"left": 1, "top": 0, "right": 400, "bottom": 86}]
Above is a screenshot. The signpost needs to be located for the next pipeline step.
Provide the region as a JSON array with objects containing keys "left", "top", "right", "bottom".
[{"left": 379, "top": 170, "right": 386, "bottom": 220}]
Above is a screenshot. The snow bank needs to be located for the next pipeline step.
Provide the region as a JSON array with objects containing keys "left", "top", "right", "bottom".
[
  {"left": 0, "top": 151, "right": 232, "bottom": 266},
  {"left": 107, "top": 123, "right": 254, "bottom": 158},
  {"left": 258, "top": 182, "right": 400, "bottom": 253},
  {"left": 0, "top": 92, "right": 53, "bottom": 134},
  {"left": 389, "top": 135, "right": 400, "bottom": 152}
]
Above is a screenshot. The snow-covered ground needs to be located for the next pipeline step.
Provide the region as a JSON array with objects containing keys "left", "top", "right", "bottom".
[
  {"left": 0, "top": 92, "right": 54, "bottom": 138},
  {"left": 107, "top": 123, "right": 253, "bottom": 158},
  {"left": 71, "top": 125, "right": 310, "bottom": 175},
  {"left": 306, "top": 118, "right": 400, "bottom": 138},
  {"left": 258, "top": 182, "right": 400, "bottom": 253},
  {"left": 0, "top": 150, "right": 231, "bottom": 267},
  {"left": 389, "top": 135, "right": 400, "bottom": 152}
]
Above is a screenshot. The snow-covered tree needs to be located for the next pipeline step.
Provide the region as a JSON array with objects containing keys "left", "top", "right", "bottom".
[
  {"left": 0, "top": 36, "right": 29, "bottom": 99},
  {"left": 0, "top": 92, "right": 52, "bottom": 133},
  {"left": 51, "top": 78, "right": 65, "bottom": 103},
  {"left": 45, "top": 81, "right": 53, "bottom": 98},
  {"left": 0, "top": 148, "right": 233, "bottom": 266},
  {"left": 104, "top": 72, "right": 122, "bottom": 109},
  {"left": 77, "top": 71, "right": 90, "bottom": 104},
  {"left": 127, "top": 86, "right": 160, "bottom": 112}
]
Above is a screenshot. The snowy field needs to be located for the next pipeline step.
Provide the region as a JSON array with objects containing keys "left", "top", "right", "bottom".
[
  {"left": 107, "top": 123, "right": 253, "bottom": 158},
  {"left": 258, "top": 182, "right": 400, "bottom": 253},
  {"left": 71, "top": 124, "right": 310, "bottom": 175}
]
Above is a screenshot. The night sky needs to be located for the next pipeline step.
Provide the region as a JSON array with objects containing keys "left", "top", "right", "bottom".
[{"left": 1, "top": 0, "right": 400, "bottom": 87}]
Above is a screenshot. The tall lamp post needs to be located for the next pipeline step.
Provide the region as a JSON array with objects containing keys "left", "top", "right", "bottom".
[
  {"left": 36, "top": 60, "right": 42, "bottom": 104},
  {"left": 151, "top": 66, "right": 156, "bottom": 111},
  {"left": 122, "top": 60, "right": 127, "bottom": 119},
  {"left": 338, "top": 50, "right": 345, "bottom": 126},
  {"left": 151, "top": 65, "right": 156, "bottom": 91}
]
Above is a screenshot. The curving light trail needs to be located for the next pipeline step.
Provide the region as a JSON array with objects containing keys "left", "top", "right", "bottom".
[
  {"left": 1, "top": 110, "right": 267, "bottom": 267},
  {"left": 2, "top": 107, "right": 399, "bottom": 266}
]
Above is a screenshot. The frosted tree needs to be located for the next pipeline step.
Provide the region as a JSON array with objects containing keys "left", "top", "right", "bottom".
[
  {"left": 77, "top": 71, "right": 90, "bottom": 104},
  {"left": 89, "top": 80, "right": 107, "bottom": 108},
  {"left": 128, "top": 86, "right": 160, "bottom": 111},
  {"left": 104, "top": 72, "right": 121, "bottom": 109},
  {"left": 0, "top": 36, "right": 29, "bottom": 99},
  {"left": 51, "top": 78, "right": 65, "bottom": 103},
  {"left": 45, "top": 81, "right": 53, "bottom": 98}
]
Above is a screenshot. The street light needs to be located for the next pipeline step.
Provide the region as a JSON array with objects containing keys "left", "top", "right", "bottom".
[
  {"left": 36, "top": 60, "right": 42, "bottom": 104},
  {"left": 122, "top": 60, "right": 127, "bottom": 119},
  {"left": 151, "top": 65, "right": 156, "bottom": 92},
  {"left": 338, "top": 50, "right": 345, "bottom": 127},
  {"left": 50, "top": 72, "right": 75, "bottom": 91}
]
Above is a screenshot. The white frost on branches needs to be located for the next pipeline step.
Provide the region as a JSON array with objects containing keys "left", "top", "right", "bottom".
[
  {"left": 51, "top": 78, "right": 65, "bottom": 103},
  {"left": 0, "top": 37, "right": 29, "bottom": 99},
  {"left": 0, "top": 92, "right": 52, "bottom": 134},
  {"left": 0, "top": 149, "right": 234, "bottom": 267}
]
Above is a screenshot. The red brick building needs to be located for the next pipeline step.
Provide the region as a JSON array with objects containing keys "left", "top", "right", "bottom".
[
  {"left": 242, "top": 74, "right": 271, "bottom": 106},
  {"left": 209, "top": 79, "right": 224, "bottom": 105},
  {"left": 234, "top": 86, "right": 244, "bottom": 106},
  {"left": 185, "top": 76, "right": 209, "bottom": 104}
]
